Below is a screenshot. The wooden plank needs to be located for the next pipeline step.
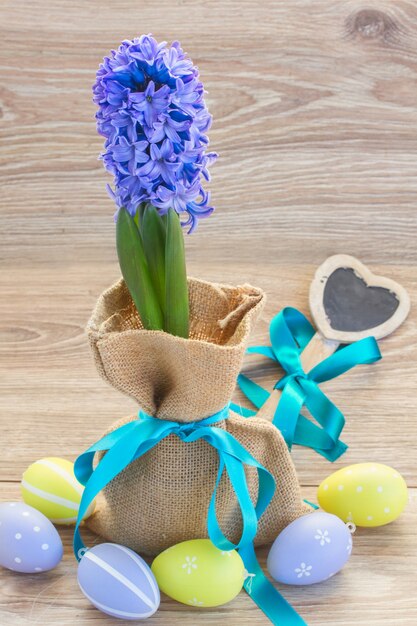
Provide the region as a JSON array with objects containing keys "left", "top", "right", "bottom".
[{"left": 1, "top": 0, "right": 417, "bottom": 624}]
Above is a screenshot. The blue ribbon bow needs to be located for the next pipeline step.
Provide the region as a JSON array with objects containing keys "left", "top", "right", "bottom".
[
  {"left": 73, "top": 404, "right": 307, "bottom": 626},
  {"left": 237, "top": 307, "right": 382, "bottom": 461}
]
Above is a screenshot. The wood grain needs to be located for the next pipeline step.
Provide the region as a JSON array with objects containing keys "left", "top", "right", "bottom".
[{"left": 1, "top": 0, "right": 417, "bottom": 624}]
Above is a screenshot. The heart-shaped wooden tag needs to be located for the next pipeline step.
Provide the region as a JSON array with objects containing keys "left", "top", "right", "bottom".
[
  {"left": 257, "top": 254, "right": 410, "bottom": 424},
  {"left": 309, "top": 254, "right": 410, "bottom": 342}
]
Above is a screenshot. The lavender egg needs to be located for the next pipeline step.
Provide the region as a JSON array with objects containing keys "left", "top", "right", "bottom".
[
  {"left": 267, "top": 511, "right": 352, "bottom": 585},
  {"left": 0, "top": 502, "right": 63, "bottom": 573},
  {"left": 78, "top": 543, "right": 160, "bottom": 620}
]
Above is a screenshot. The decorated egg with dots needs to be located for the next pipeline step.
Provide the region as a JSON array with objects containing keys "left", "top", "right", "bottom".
[
  {"left": 0, "top": 502, "right": 63, "bottom": 573},
  {"left": 151, "top": 539, "right": 245, "bottom": 607},
  {"left": 317, "top": 463, "right": 408, "bottom": 527},
  {"left": 21, "top": 457, "right": 95, "bottom": 524},
  {"left": 77, "top": 543, "right": 160, "bottom": 620},
  {"left": 267, "top": 511, "right": 352, "bottom": 585}
]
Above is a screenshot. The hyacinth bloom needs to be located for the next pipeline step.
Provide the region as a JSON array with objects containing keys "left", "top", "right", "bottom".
[
  {"left": 93, "top": 35, "right": 217, "bottom": 338},
  {"left": 94, "top": 34, "right": 216, "bottom": 233}
]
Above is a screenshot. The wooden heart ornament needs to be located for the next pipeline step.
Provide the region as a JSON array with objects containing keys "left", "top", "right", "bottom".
[
  {"left": 310, "top": 254, "right": 410, "bottom": 343},
  {"left": 257, "top": 254, "right": 410, "bottom": 423}
]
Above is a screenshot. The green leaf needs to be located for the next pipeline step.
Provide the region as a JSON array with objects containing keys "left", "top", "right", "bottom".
[
  {"left": 142, "top": 204, "right": 167, "bottom": 314},
  {"left": 116, "top": 207, "right": 164, "bottom": 331},
  {"left": 165, "top": 209, "right": 189, "bottom": 338}
]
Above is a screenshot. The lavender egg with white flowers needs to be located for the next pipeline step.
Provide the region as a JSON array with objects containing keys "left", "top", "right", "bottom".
[
  {"left": 77, "top": 543, "right": 160, "bottom": 620},
  {"left": 267, "top": 511, "right": 352, "bottom": 585},
  {"left": 0, "top": 502, "right": 63, "bottom": 573}
]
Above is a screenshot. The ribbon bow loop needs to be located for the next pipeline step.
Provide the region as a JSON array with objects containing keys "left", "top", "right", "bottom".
[{"left": 238, "top": 307, "right": 382, "bottom": 462}]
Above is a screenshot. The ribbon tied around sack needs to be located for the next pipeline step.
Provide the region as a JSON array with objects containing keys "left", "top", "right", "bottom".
[
  {"left": 237, "top": 307, "right": 382, "bottom": 462},
  {"left": 72, "top": 403, "right": 307, "bottom": 626}
]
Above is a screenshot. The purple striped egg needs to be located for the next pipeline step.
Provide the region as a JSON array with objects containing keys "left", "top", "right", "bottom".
[
  {"left": 77, "top": 543, "right": 160, "bottom": 620},
  {"left": 0, "top": 502, "right": 63, "bottom": 573}
]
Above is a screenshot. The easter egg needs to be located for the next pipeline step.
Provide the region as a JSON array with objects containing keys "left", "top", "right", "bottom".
[
  {"left": 267, "top": 511, "right": 352, "bottom": 585},
  {"left": 77, "top": 543, "right": 160, "bottom": 620},
  {"left": 151, "top": 539, "right": 245, "bottom": 607},
  {"left": 21, "top": 457, "right": 95, "bottom": 524},
  {"left": 317, "top": 463, "right": 408, "bottom": 527},
  {"left": 0, "top": 502, "right": 63, "bottom": 573}
]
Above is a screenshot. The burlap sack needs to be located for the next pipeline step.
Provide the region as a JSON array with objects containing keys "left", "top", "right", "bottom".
[{"left": 85, "top": 277, "right": 309, "bottom": 555}]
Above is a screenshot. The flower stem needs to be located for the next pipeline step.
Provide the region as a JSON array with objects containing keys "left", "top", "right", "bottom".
[
  {"left": 142, "top": 204, "right": 167, "bottom": 315},
  {"left": 116, "top": 207, "right": 164, "bottom": 330},
  {"left": 165, "top": 209, "right": 189, "bottom": 338}
]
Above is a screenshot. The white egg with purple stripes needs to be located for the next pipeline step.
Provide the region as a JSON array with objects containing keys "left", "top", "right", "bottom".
[
  {"left": 0, "top": 502, "right": 63, "bottom": 573},
  {"left": 77, "top": 543, "right": 160, "bottom": 620}
]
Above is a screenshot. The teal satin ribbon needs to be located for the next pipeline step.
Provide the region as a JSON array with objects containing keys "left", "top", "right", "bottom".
[
  {"left": 73, "top": 404, "right": 307, "bottom": 625},
  {"left": 237, "top": 307, "right": 382, "bottom": 462}
]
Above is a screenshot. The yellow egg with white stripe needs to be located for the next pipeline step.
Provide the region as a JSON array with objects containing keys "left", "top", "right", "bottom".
[{"left": 21, "top": 457, "right": 95, "bottom": 524}]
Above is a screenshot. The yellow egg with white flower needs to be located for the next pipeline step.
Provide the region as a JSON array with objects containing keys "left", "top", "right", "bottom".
[
  {"left": 317, "top": 463, "right": 408, "bottom": 527},
  {"left": 151, "top": 539, "right": 245, "bottom": 607},
  {"left": 21, "top": 457, "right": 95, "bottom": 524}
]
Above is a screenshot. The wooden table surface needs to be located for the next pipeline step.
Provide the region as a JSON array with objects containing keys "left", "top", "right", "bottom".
[{"left": 1, "top": 1, "right": 417, "bottom": 624}]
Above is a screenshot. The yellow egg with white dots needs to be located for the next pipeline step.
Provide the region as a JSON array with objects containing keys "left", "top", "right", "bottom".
[
  {"left": 21, "top": 457, "right": 95, "bottom": 524},
  {"left": 317, "top": 463, "right": 408, "bottom": 527},
  {"left": 151, "top": 539, "right": 245, "bottom": 607}
]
